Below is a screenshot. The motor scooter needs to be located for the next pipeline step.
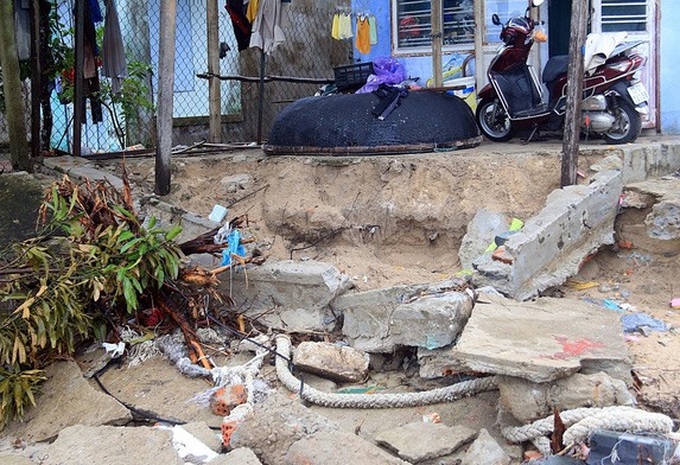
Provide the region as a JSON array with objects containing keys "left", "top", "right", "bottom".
[{"left": 476, "top": 0, "right": 649, "bottom": 144}]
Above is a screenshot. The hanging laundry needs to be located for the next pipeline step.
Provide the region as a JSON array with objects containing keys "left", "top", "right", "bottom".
[
  {"left": 249, "top": 0, "right": 285, "bottom": 54},
  {"left": 14, "top": 0, "right": 31, "bottom": 61},
  {"left": 102, "top": 0, "right": 127, "bottom": 94},
  {"left": 356, "top": 16, "right": 371, "bottom": 54},
  {"left": 83, "top": 0, "right": 103, "bottom": 124},
  {"left": 368, "top": 15, "right": 378, "bottom": 45},
  {"left": 339, "top": 13, "right": 353, "bottom": 39},
  {"left": 331, "top": 13, "right": 340, "bottom": 40},
  {"left": 225, "top": 0, "right": 252, "bottom": 52},
  {"left": 246, "top": 0, "right": 259, "bottom": 23}
]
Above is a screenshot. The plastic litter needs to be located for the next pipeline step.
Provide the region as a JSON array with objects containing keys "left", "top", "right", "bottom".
[
  {"left": 356, "top": 57, "right": 407, "bottom": 94},
  {"left": 670, "top": 297, "right": 680, "bottom": 309},
  {"left": 620, "top": 313, "right": 670, "bottom": 333},
  {"left": 586, "top": 430, "right": 676, "bottom": 465},
  {"left": 221, "top": 229, "right": 247, "bottom": 266},
  {"left": 208, "top": 204, "right": 228, "bottom": 223}
]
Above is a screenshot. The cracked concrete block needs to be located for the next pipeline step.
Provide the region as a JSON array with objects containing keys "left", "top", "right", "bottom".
[
  {"left": 646, "top": 199, "right": 680, "bottom": 240},
  {"left": 221, "top": 174, "right": 254, "bottom": 193},
  {"left": 498, "top": 372, "right": 635, "bottom": 423},
  {"left": 293, "top": 341, "right": 369, "bottom": 383},
  {"left": 3, "top": 361, "right": 131, "bottom": 442},
  {"left": 461, "top": 428, "right": 511, "bottom": 465},
  {"left": 458, "top": 209, "right": 510, "bottom": 271},
  {"left": 224, "top": 260, "right": 352, "bottom": 332},
  {"left": 230, "top": 393, "right": 408, "bottom": 465},
  {"left": 375, "top": 422, "right": 476, "bottom": 463},
  {"left": 451, "top": 295, "right": 631, "bottom": 383},
  {"left": 473, "top": 170, "right": 623, "bottom": 300},
  {"left": 209, "top": 448, "right": 263, "bottom": 465},
  {"left": 41, "top": 425, "right": 183, "bottom": 465},
  {"left": 417, "top": 345, "right": 470, "bottom": 379},
  {"left": 335, "top": 279, "right": 474, "bottom": 353}
]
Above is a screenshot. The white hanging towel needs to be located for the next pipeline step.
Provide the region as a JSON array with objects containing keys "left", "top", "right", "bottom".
[{"left": 249, "top": 0, "right": 286, "bottom": 54}]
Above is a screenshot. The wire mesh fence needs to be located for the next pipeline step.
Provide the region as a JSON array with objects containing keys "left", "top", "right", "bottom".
[{"left": 0, "top": 0, "right": 354, "bottom": 160}]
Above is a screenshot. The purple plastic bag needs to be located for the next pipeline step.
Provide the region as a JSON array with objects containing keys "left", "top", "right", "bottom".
[{"left": 356, "top": 57, "right": 407, "bottom": 94}]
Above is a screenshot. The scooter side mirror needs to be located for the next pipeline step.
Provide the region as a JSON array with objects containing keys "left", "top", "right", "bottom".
[{"left": 492, "top": 14, "right": 501, "bottom": 26}]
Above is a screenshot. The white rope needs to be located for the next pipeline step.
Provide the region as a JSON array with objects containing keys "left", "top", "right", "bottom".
[
  {"left": 275, "top": 335, "right": 498, "bottom": 409},
  {"left": 502, "top": 406, "right": 674, "bottom": 448}
]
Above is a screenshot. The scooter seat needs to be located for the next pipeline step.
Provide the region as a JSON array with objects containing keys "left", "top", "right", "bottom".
[{"left": 542, "top": 55, "right": 569, "bottom": 83}]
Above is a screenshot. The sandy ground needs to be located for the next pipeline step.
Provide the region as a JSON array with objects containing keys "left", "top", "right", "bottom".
[{"left": 90, "top": 138, "right": 680, "bottom": 424}]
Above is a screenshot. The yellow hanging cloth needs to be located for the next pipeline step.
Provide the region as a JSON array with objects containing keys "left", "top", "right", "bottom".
[
  {"left": 246, "top": 0, "right": 259, "bottom": 23},
  {"left": 332, "top": 13, "right": 340, "bottom": 40}
]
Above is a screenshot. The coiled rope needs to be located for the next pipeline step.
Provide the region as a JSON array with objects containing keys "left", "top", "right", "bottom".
[
  {"left": 502, "top": 406, "right": 674, "bottom": 451},
  {"left": 275, "top": 335, "right": 498, "bottom": 409}
]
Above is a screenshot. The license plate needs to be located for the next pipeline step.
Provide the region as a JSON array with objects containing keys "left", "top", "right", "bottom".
[{"left": 627, "top": 82, "right": 649, "bottom": 105}]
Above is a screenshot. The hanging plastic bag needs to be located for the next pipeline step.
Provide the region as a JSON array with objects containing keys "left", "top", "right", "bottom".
[{"left": 356, "top": 57, "right": 407, "bottom": 94}]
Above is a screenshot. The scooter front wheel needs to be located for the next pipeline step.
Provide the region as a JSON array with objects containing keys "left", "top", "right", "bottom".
[{"left": 476, "top": 99, "right": 515, "bottom": 142}]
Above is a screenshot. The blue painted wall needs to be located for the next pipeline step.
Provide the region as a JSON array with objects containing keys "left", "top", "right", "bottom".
[
  {"left": 661, "top": 2, "right": 680, "bottom": 133},
  {"left": 350, "top": 0, "right": 474, "bottom": 85}
]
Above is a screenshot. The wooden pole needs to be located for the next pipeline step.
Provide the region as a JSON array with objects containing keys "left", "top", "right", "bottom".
[
  {"left": 0, "top": 0, "right": 31, "bottom": 170},
  {"left": 73, "top": 0, "right": 85, "bottom": 156},
  {"left": 155, "top": 0, "right": 177, "bottom": 196},
  {"left": 30, "top": 0, "right": 41, "bottom": 160},
  {"left": 560, "top": 0, "right": 588, "bottom": 187},
  {"left": 431, "top": 0, "right": 443, "bottom": 88},
  {"left": 207, "top": 0, "right": 221, "bottom": 142},
  {"left": 256, "top": 50, "right": 266, "bottom": 145}
]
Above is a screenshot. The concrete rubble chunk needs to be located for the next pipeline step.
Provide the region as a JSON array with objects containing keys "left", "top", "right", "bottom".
[
  {"left": 473, "top": 170, "right": 623, "bottom": 300},
  {"left": 451, "top": 295, "right": 630, "bottom": 383},
  {"left": 336, "top": 279, "right": 474, "bottom": 353},
  {"left": 375, "top": 422, "right": 476, "bottom": 463},
  {"left": 220, "top": 173, "right": 255, "bottom": 193},
  {"left": 223, "top": 260, "right": 352, "bottom": 332},
  {"left": 3, "top": 361, "right": 131, "bottom": 442},
  {"left": 230, "top": 393, "right": 409, "bottom": 465},
  {"left": 181, "top": 422, "right": 224, "bottom": 453},
  {"left": 461, "top": 428, "right": 511, "bottom": 465},
  {"left": 209, "top": 448, "right": 263, "bottom": 465},
  {"left": 41, "top": 425, "right": 183, "bottom": 465},
  {"left": 417, "top": 345, "right": 471, "bottom": 379},
  {"left": 498, "top": 372, "right": 635, "bottom": 423},
  {"left": 293, "top": 341, "right": 369, "bottom": 383},
  {"left": 96, "top": 356, "right": 222, "bottom": 428},
  {"left": 458, "top": 209, "right": 511, "bottom": 271}
]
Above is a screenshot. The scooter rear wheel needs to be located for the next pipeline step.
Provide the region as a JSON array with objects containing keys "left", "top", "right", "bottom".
[
  {"left": 476, "top": 99, "right": 515, "bottom": 142},
  {"left": 602, "top": 96, "right": 642, "bottom": 144}
]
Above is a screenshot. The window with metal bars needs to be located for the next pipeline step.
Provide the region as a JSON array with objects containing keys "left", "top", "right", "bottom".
[
  {"left": 393, "top": 0, "right": 475, "bottom": 53},
  {"left": 600, "top": 0, "right": 647, "bottom": 33}
]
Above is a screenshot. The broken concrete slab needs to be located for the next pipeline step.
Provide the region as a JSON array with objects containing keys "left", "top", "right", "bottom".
[
  {"left": 473, "top": 170, "right": 623, "bottom": 300},
  {"left": 3, "top": 361, "right": 131, "bottom": 442},
  {"left": 417, "top": 345, "right": 471, "bottom": 379},
  {"left": 375, "top": 422, "right": 476, "bottom": 463},
  {"left": 96, "top": 356, "right": 221, "bottom": 428},
  {"left": 41, "top": 425, "right": 183, "bottom": 465},
  {"left": 460, "top": 428, "right": 511, "bottom": 465},
  {"left": 181, "top": 422, "right": 224, "bottom": 453},
  {"left": 43, "top": 155, "right": 124, "bottom": 191},
  {"left": 498, "top": 372, "right": 635, "bottom": 423},
  {"left": 230, "top": 393, "right": 409, "bottom": 465},
  {"left": 221, "top": 173, "right": 254, "bottom": 193},
  {"left": 221, "top": 260, "right": 352, "bottom": 332},
  {"left": 140, "top": 196, "right": 221, "bottom": 243},
  {"left": 458, "top": 209, "right": 511, "bottom": 271},
  {"left": 336, "top": 279, "right": 474, "bottom": 353},
  {"left": 209, "top": 448, "right": 263, "bottom": 465},
  {"left": 293, "top": 341, "right": 369, "bottom": 383},
  {"left": 451, "top": 295, "right": 630, "bottom": 383},
  {"left": 0, "top": 455, "right": 35, "bottom": 465}
]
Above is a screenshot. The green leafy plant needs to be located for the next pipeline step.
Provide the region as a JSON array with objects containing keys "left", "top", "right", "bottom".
[{"left": 0, "top": 175, "right": 183, "bottom": 428}]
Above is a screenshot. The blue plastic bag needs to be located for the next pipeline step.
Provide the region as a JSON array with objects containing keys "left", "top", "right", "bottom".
[{"left": 221, "top": 229, "right": 247, "bottom": 266}]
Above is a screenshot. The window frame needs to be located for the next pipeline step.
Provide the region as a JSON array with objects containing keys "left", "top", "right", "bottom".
[{"left": 390, "top": 0, "right": 476, "bottom": 56}]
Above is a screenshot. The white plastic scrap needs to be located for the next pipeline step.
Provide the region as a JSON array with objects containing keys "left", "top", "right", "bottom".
[
  {"left": 156, "top": 425, "right": 218, "bottom": 463},
  {"left": 101, "top": 341, "right": 125, "bottom": 358}
]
